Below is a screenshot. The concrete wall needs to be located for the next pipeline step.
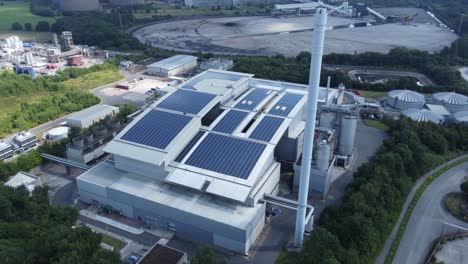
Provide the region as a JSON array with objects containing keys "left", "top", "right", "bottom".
[{"left": 114, "top": 155, "right": 168, "bottom": 181}]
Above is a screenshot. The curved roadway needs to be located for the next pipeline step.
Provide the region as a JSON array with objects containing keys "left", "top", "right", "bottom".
[{"left": 387, "top": 158, "right": 468, "bottom": 264}]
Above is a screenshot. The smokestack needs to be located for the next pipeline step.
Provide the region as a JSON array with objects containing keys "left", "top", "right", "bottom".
[
  {"left": 326, "top": 76, "right": 331, "bottom": 104},
  {"left": 294, "top": 8, "right": 328, "bottom": 248}
]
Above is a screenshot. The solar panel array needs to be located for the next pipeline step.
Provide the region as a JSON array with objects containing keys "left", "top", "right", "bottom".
[
  {"left": 185, "top": 134, "right": 266, "bottom": 179},
  {"left": 235, "top": 89, "right": 270, "bottom": 110},
  {"left": 175, "top": 131, "right": 205, "bottom": 162},
  {"left": 212, "top": 110, "right": 249, "bottom": 134},
  {"left": 268, "top": 93, "right": 304, "bottom": 116},
  {"left": 156, "top": 89, "right": 216, "bottom": 115},
  {"left": 249, "top": 116, "right": 284, "bottom": 142},
  {"left": 121, "top": 110, "right": 192, "bottom": 149}
]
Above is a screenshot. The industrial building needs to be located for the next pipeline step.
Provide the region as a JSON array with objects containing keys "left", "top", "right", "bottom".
[
  {"left": 66, "top": 105, "right": 119, "bottom": 129},
  {"left": 58, "top": 0, "right": 100, "bottom": 12},
  {"left": 0, "top": 141, "right": 14, "bottom": 161},
  {"left": 76, "top": 69, "right": 354, "bottom": 254},
  {"left": 432, "top": 92, "right": 468, "bottom": 113},
  {"left": 402, "top": 108, "right": 443, "bottom": 124},
  {"left": 12, "top": 131, "right": 38, "bottom": 151},
  {"left": 199, "top": 58, "right": 234, "bottom": 72},
  {"left": 388, "top": 89, "right": 425, "bottom": 110},
  {"left": 5, "top": 172, "right": 40, "bottom": 194},
  {"left": 146, "top": 55, "right": 198, "bottom": 77},
  {"left": 67, "top": 119, "right": 124, "bottom": 164}
]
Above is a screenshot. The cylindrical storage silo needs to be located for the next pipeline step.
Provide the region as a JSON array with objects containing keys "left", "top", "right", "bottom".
[
  {"left": 47, "top": 126, "right": 69, "bottom": 141},
  {"left": 319, "top": 111, "right": 336, "bottom": 129},
  {"left": 388, "top": 90, "right": 425, "bottom": 110},
  {"left": 72, "top": 136, "right": 84, "bottom": 148},
  {"left": 338, "top": 114, "right": 357, "bottom": 156},
  {"left": 402, "top": 109, "right": 443, "bottom": 123},
  {"left": 452, "top": 111, "right": 468, "bottom": 124},
  {"left": 316, "top": 140, "right": 330, "bottom": 171},
  {"left": 432, "top": 92, "right": 468, "bottom": 113},
  {"left": 92, "top": 125, "right": 107, "bottom": 137}
]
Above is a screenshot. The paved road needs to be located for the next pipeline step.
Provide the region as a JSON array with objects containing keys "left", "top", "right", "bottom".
[{"left": 390, "top": 160, "right": 468, "bottom": 264}]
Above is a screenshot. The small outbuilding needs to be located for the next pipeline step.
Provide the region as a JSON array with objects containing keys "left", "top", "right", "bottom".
[
  {"left": 146, "top": 55, "right": 198, "bottom": 77},
  {"left": 66, "top": 105, "right": 119, "bottom": 129}
]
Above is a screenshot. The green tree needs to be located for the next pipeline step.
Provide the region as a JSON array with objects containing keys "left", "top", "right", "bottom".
[
  {"left": 11, "top": 22, "right": 23, "bottom": 31},
  {"left": 24, "top": 22, "right": 32, "bottom": 31},
  {"left": 35, "top": 21, "right": 50, "bottom": 32},
  {"left": 191, "top": 247, "right": 216, "bottom": 264}
]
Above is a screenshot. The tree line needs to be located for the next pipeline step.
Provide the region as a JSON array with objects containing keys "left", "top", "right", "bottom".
[{"left": 277, "top": 118, "right": 468, "bottom": 264}]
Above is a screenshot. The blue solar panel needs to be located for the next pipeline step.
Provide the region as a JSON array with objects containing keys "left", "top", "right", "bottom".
[
  {"left": 185, "top": 134, "right": 266, "bottom": 179},
  {"left": 175, "top": 131, "right": 205, "bottom": 162},
  {"left": 268, "top": 93, "right": 304, "bottom": 116},
  {"left": 212, "top": 110, "right": 249, "bottom": 134},
  {"left": 235, "top": 89, "right": 270, "bottom": 110},
  {"left": 157, "top": 89, "right": 216, "bottom": 115},
  {"left": 249, "top": 116, "right": 284, "bottom": 142},
  {"left": 121, "top": 110, "right": 192, "bottom": 149}
]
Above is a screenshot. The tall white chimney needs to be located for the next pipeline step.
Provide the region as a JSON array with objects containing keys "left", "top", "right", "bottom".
[{"left": 294, "top": 8, "right": 328, "bottom": 248}]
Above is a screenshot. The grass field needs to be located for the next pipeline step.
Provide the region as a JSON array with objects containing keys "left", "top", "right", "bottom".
[
  {"left": 0, "top": 69, "right": 122, "bottom": 137},
  {"left": 359, "top": 90, "right": 388, "bottom": 99},
  {"left": 101, "top": 234, "right": 127, "bottom": 252},
  {"left": 0, "top": 1, "right": 56, "bottom": 31},
  {"left": 62, "top": 70, "right": 123, "bottom": 91},
  {"left": 365, "top": 120, "right": 389, "bottom": 131}
]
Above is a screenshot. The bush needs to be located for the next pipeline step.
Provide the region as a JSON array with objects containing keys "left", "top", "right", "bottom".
[
  {"left": 11, "top": 22, "right": 23, "bottom": 31},
  {"left": 35, "top": 21, "right": 50, "bottom": 32}
]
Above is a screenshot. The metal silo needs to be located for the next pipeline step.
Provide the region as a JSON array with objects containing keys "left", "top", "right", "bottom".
[
  {"left": 316, "top": 140, "right": 330, "bottom": 171},
  {"left": 402, "top": 108, "right": 443, "bottom": 123},
  {"left": 319, "top": 111, "right": 336, "bottom": 129},
  {"left": 453, "top": 111, "right": 468, "bottom": 124},
  {"left": 432, "top": 92, "right": 468, "bottom": 113},
  {"left": 388, "top": 90, "right": 425, "bottom": 110},
  {"left": 338, "top": 114, "right": 357, "bottom": 156}
]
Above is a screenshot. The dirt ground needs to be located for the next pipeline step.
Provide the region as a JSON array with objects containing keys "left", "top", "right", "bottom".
[{"left": 133, "top": 8, "right": 457, "bottom": 57}]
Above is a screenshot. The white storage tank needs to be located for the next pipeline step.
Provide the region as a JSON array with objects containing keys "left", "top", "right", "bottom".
[
  {"left": 338, "top": 114, "right": 357, "bottom": 156},
  {"left": 402, "top": 108, "right": 443, "bottom": 124},
  {"left": 319, "top": 111, "right": 336, "bottom": 129},
  {"left": 432, "top": 92, "right": 468, "bottom": 113},
  {"left": 316, "top": 140, "right": 330, "bottom": 171},
  {"left": 388, "top": 89, "right": 425, "bottom": 110},
  {"left": 47, "top": 126, "right": 69, "bottom": 141},
  {"left": 453, "top": 111, "right": 468, "bottom": 124}
]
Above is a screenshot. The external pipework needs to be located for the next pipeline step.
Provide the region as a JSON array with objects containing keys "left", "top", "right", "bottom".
[{"left": 294, "top": 8, "right": 328, "bottom": 249}]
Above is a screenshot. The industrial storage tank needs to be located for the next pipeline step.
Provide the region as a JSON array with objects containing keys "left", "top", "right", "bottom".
[
  {"left": 388, "top": 90, "right": 425, "bottom": 110},
  {"left": 402, "top": 109, "right": 443, "bottom": 123},
  {"left": 316, "top": 140, "right": 330, "bottom": 171},
  {"left": 338, "top": 114, "right": 357, "bottom": 156},
  {"left": 453, "top": 111, "right": 468, "bottom": 124},
  {"left": 47, "top": 126, "right": 69, "bottom": 141},
  {"left": 319, "top": 111, "right": 336, "bottom": 129},
  {"left": 432, "top": 92, "right": 468, "bottom": 113}
]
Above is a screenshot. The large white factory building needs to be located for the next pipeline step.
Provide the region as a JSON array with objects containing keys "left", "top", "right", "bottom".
[{"left": 77, "top": 69, "right": 349, "bottom": 254}]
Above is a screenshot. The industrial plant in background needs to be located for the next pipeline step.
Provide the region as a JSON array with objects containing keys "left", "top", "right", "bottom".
[{"left": 0, "top": 131, "right": 38, "bottom": 161}]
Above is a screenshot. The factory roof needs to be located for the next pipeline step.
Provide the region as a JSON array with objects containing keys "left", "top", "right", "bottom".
[
  {"left": 148, "top": 55, "right": 198, "bottom": 71},
  {"left": 402, "top": 108, "right": 443, "bottom": 123},
  {"left": 388, "top": 89, "right": 425, "bottom": 102},
  {"left": 432, "top": 92, "right": 468, "bottom": 105},
  {"left": 5, "top": 172, "right": 40, "bottom": 193},
  {"left": 103, "top": 70, "right": 338, "bottom": 203},
  {"left": 66, "top": 104, "right": 118, "bottom": 126}
]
